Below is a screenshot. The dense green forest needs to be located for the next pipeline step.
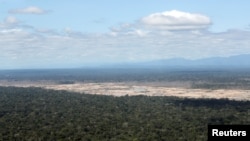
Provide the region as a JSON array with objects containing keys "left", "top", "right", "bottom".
[{"left": 0, "top": 86, "right": 249, "bottom": 141}]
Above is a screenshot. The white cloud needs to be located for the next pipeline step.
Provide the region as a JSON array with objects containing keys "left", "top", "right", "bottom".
[
  {"left": 141, "top": 10, "right": 212, "bottom": 30},
  {"left": 110, "top": 10, "right": 212, "bottom": 36},
  {"left": 0, "top": 16, "right": 20, "bottom": 31},
  {"left": 4, "top": 16, "right": 19, "bottom": 24},
  {"left": 9, "top": 6, "right": 47, "bottom": 14}
]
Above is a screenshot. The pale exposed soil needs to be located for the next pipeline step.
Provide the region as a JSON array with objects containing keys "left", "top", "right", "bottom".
[{"left": 0, "top": 80, "right": 250, "bottom": 101}]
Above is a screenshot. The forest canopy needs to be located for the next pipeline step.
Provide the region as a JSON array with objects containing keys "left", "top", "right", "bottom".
[{"left": 0, "top": 86, "right": 249, "bottom": 141}]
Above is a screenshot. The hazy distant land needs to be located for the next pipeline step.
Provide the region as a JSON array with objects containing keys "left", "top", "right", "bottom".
[{"left": 1, "top": 68, "right": 250, "bottom": 101}]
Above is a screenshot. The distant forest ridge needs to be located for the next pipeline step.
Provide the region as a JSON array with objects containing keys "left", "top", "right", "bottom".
[
  {"left": 103, "top": 54, "right": 250, "bottom": 69},
  {"left": 1, "top": 54, "right": 250, "bottom": 70}
]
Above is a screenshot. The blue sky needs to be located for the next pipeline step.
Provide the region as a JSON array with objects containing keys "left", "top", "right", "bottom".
[{"left": 1, "top": 0, "right": 250, "bottom": 69}]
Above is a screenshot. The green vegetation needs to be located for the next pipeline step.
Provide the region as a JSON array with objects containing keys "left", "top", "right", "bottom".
[{"left": 0, "top": 86, "right": 249, "bottom": 141}]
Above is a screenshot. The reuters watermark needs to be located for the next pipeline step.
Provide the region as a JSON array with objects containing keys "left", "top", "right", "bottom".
[{"left": 208, "top": 125, "right": 249, "bottom": 141}]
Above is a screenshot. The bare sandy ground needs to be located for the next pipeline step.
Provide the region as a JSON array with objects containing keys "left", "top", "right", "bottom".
[{"left": 0, "top": 80, "right": 250, "bottom": 101}]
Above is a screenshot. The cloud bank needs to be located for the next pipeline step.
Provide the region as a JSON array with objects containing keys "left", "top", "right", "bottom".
[{"left": 1, "top": 10, "right": 250, "bottom": 69}]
